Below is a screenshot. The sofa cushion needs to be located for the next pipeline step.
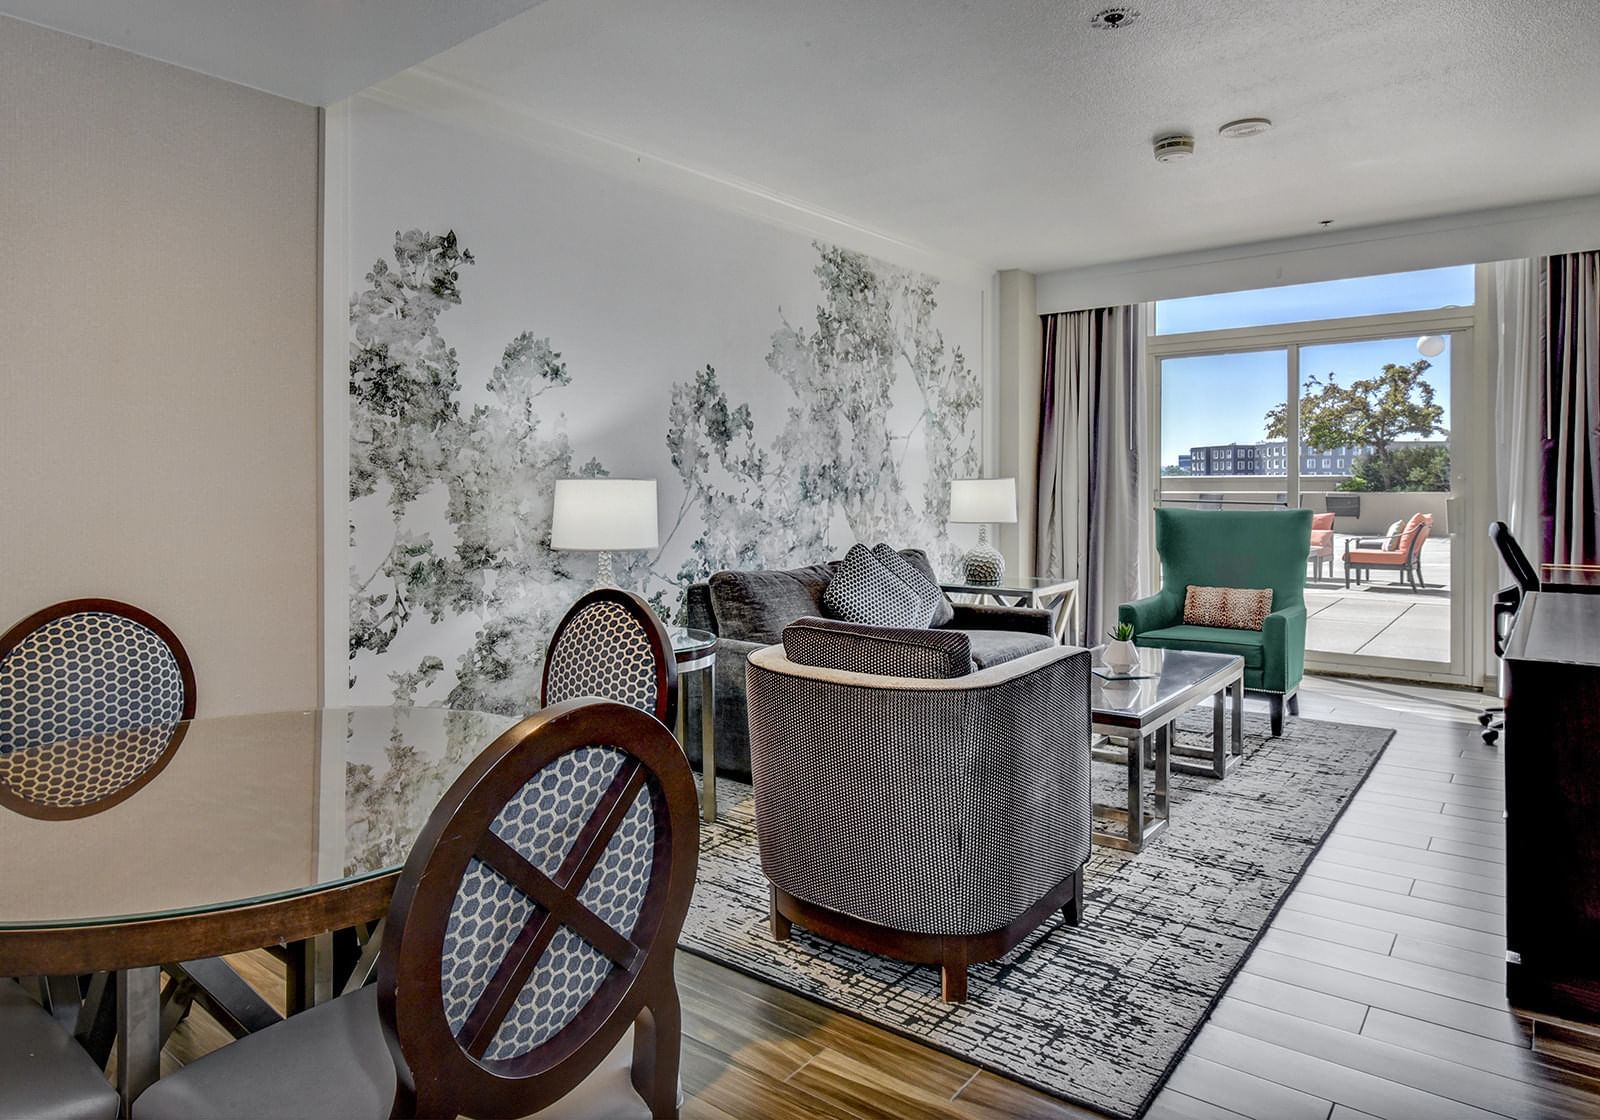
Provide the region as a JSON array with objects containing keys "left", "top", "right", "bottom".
[
  {"left": 822, "top": 544, "right": 938, "bottom": 628},
  {"left": 892, "top": 548, "right": 956, "bottom": 628},
  {"left": 1182, "top": 585, "right": 1273, "bottom": 631},
  {"left": 709, "top": 563, "right": 833, "bottom": 644},
  {"left": 964, "top": 629, "right": 1055, "bottom": 670},
  {"left": 783, "top": 617, "right": 972, "bottom": 679},
  {"left": 1137, "top": 624, "right": 1265, "bottom": 669}
]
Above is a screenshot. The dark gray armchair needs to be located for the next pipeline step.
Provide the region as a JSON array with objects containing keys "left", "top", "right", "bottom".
[
  {"left": 745, "top": 618, "right": 1093, "bottom": 1001},
  {"left": 683, "top": 549, "right": 1053, "bottom": 781}
]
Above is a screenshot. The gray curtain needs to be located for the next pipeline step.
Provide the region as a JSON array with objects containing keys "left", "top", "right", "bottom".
[
  {"left": 1035, "top": 305, "right": 1147, "bottom": 643},
  {"left": 1540, "top": 251, "right": 1600, "bottom": 571},
  {"left": 1492, "top": 260, "right": 1542, "bottom": 553}
]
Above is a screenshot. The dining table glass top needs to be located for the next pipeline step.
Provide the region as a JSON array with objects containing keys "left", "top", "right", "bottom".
[{"left": 0, "top": 706, "right": 520, "bottom": 931}]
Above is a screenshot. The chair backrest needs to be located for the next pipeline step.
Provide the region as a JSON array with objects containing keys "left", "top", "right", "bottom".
[
  {"left": 0, "top": 598, "right": 196, "bottom": 754},
  {"left": 1392, "top": 512, "right": 1430, "bottom": 559},
  {"left": 541, "top": 589, "right": 677, "bottom": 728},
  {"left": 1154, "top": 508, "right": 1312, "bottom": 610},
  {"left": 1490, "top": 521, "right": 1541, "bottom": 593},
  {"left": 1311, "top": 513, "right": 1336, "bottom": 532},
  {"left": 378, "top": 699, "right": 698, "bottom": 1119},
  {"left": 1407, "top": 514, "right": 1434, "bottom": 559}
]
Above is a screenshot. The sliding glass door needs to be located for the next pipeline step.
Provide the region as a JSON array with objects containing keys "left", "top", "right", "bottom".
[{"left": 1149, "top": 267, "right": 1477, "bottom": 682}]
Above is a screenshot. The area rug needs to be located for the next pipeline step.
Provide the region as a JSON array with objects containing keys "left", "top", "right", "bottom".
[{"left": 680, "top": 709, "right": 1394, "bottom": 1119}]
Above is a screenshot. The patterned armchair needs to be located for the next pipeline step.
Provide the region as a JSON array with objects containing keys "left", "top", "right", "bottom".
[{"left": 745, "top": 619, "right": 1092, "bottom": 1002}]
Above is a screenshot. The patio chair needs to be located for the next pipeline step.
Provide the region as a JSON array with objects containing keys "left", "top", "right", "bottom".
[
  {"left": 1343, "top": 513, "right": 1432, "bottom": 591},
  {"left": 1308, "top": 513, "right": 1335, "bottom": 581}
]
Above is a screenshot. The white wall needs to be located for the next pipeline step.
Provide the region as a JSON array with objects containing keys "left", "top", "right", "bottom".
[
  {"left": 336, "top": 91, "right": 989, "bottom": 711},
  {"left": 0, "top": 17, "right": 321, "bottom": 715},
  {"left": 1036, "top": 194, "right": 1600, "bottom": 313}
]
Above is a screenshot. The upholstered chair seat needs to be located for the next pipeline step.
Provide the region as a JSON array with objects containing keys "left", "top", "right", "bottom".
[{"left": 0, "top": 979, "right": 119, "bottom": 1120}]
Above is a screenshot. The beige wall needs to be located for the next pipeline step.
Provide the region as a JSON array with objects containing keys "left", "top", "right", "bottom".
[{"left": 0, "top": 18, "right": 320, "bottom": 715}]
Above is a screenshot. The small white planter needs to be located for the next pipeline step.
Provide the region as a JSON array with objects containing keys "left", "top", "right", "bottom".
[{"left": 1103, "top": 638, "right": 1140, "bottom": 675}]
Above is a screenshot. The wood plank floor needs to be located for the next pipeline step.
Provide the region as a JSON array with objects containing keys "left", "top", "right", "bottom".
[{"left": 164, "top": 677, "right": 1600, "bottom": 1120}]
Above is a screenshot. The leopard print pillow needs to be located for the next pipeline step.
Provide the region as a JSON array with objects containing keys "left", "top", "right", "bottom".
[{"left": 1182, "top": 586, "right": 1273, "bottom": 631}]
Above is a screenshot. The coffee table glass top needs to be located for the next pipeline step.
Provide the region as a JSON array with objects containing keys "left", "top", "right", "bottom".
[{"left": 1090, "top": 647, "right": 1244, "bottom": 727}]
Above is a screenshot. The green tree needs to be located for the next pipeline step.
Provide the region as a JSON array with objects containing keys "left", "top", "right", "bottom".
[
  {"left": 1265, "top": 359, "right": 1446, "bottom": 491},
  {"left": 1161, "top": 464, "right": 1189, "bottom": 477}
]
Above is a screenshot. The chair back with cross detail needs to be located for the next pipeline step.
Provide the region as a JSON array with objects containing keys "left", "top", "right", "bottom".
[
  {"left": 541, "top": 588, "right": 678, "bottom": 729},
  {"left": 378, "top": 698, "right": 699, "bottom": 1119},
  {"left": 0, "top": 598, "right": 195, "bottom": 819}
]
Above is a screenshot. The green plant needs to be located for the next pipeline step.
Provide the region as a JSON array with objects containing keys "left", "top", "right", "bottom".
[{"left": 1108, "top": 622, "right": 1134, "bottom": 642}]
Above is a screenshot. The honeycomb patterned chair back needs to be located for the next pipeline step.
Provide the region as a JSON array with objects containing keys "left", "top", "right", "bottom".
[
  {"left": 379, "top": 698, "right": 699, "bottom": 1119},
  {"left": 0, "top": 599, "right": 195, "bottom": 818},
  {"left": 541, "top": 588, "right": 678, "bottom": 729}
]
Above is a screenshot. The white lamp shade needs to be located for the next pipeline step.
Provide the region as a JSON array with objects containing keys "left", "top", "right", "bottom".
[
  {"left": 949, "top": 478, "right": 1017, "bottom": 523},
  {"left": 551, "top": 479, "right": 659, "bottom": 551}
]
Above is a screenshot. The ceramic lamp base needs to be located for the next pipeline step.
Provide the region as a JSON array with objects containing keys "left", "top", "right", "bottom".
[{"left": 960, "top": 542, "right": 1005, "bottom": 584}]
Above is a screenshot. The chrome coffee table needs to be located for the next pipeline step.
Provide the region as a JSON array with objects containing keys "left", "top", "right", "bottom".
[{"left": 1090, "top": 647, "right": 1245, "bottom": 851}]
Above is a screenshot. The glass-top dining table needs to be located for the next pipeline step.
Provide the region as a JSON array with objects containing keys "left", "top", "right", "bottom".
[{"left": 0, "top": 706, "right": 521, "bottom": 1107}]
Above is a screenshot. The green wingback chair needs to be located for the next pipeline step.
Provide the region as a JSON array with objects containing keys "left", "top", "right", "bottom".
[{"left": 1119, "top": 508, "right": 1311, "bottom": 736}]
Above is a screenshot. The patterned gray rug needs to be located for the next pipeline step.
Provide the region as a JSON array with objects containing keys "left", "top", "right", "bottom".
[{"left": 680, "top": 709, "right": 1393, "bottom": 1119}]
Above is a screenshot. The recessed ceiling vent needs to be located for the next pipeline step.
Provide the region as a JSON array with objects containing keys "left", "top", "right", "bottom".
[
  {"left": 1152, "top": 134, "right": 1195, "bottom": 162},
  {"left": 1090, "top": 7, "right": 1141, "bottom": 30}
]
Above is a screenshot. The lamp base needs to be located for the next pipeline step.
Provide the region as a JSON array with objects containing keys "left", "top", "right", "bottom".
[
  {"left": 960, "top": 543, "right": 1005, "bottom": 584},
  {"left": 595, "top": 550, "right": 615, "bottom": 588}
]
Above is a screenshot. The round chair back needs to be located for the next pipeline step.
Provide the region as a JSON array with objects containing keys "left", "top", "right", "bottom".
[
  {"left": 379, "top": 698, "right": 698, "bottom": 1118},
  {"left": 541, "top": 588, "right": 677, "bottom": 727},
  {"left": 0, "top": 599, "right": 195, "bottom": 818}
]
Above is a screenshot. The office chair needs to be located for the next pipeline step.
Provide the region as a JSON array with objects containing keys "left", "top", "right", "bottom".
[{"left": 1480, "top": 522, "right": 1540, "bottom": 743}]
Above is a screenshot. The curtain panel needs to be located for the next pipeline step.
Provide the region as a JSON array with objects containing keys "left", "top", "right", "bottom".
[
  {"left": 1034, "top": 305, "right": 1148, "bottom": 642},
  {"left": 1492, "top": 260, "right": 1542, "bottom": 553},
  {"left": 1540, "top": 251, "right": 1600, "bottom": 572}
]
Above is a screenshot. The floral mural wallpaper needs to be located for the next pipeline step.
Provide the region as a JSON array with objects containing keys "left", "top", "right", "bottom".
[{"left": 347, "top": 229, "right": 983, "bottom": 715}]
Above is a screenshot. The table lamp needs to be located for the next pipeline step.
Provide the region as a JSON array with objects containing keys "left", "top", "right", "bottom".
[
  {"left": 949, "top": 477, "right": 1016, "bottom": 583},
  {"left": 551, "top": 478, "right": 659, "bottom": 587}
]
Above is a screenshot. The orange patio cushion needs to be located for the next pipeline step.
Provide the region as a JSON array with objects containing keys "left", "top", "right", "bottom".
[{"left": 1346, "top": 548, "right": 1408, "bottom": 565}]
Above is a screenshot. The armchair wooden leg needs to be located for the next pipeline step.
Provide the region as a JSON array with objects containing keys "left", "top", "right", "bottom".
[
  {"left": 631, "top": 986, "right": 683, "bottom": 1119},
  {"left": 770, "top": 887, "right": 792, "bottom": 942},
  {"left": 1269, "top": 694, "right": 1284, "bottom": 737},
  {"left": 1062, "top": 865, "right": 1085, "bottom": 926},
  {"left": 940, "top": 960, "right": 968, "bottom": 1003},
  {"left": 1287, "top": 692, "right": 1299, "bottom": 717}
]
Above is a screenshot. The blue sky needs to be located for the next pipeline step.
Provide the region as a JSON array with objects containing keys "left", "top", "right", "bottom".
[{"left": 1157, "top": 266, "right": 1472, "bottom": 468}]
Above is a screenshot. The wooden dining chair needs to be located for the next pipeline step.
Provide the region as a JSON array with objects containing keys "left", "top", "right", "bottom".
[
  {"left": 0, "top": 598, "right": 196, "bottom": 765},
  {"left": 541, "top": 588, "right": 678, "bottom": 728},
  {"left": 133, "top": 698, "right": 700, "bottom": 1120}
]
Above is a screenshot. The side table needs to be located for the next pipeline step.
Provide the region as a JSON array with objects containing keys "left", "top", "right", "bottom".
[
  {"left": 670, "top": 627, "right": 718, "bottom": 822},
  {"left": 939, "top": 576, "right": 1082, "bottom": 645}
]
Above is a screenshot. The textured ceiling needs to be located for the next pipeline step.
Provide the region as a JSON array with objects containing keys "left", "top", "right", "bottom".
[
  {"left": 0, "top": 0, "right": 547, "bottom": 104},
  {"left": 417, "top": 0, "right": 1600, "bottom": 272}
]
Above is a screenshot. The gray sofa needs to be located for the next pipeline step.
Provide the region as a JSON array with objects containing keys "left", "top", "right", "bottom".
[{"left": 683, "top": 549, "right": 1054, "bottom": 781}]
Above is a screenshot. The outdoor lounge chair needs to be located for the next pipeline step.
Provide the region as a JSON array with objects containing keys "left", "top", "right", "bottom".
[{"left": 1343, "top": 512, "right": 1432, "bottom": 591}]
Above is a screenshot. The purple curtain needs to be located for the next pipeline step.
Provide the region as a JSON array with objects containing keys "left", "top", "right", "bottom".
[{"left": 1540, "top": 251, "right": 1600, "bottom": 572}]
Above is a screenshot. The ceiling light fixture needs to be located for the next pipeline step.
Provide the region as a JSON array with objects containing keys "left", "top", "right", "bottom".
[
  {"left": 1090, "top": 7, "right": 1141, "bottom": 30},
  {"left": 1219, "top": 117, "right": 1273, "bottom": 139}
]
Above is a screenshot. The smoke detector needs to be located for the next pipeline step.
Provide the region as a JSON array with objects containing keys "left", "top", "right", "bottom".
[
  {"left": 1090, "top": 7, "right": 1141, "bottom": 30},
  {"left": 1152, "top": 134, "right": 1195, "bottom": 163}
]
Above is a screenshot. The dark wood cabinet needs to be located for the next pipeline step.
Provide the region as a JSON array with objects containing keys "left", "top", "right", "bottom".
[{"left": 1503, "top": 591, "right": 1600, "bottom": 1024}]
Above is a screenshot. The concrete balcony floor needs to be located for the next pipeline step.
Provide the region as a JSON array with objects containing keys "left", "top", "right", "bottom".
[{"left": 1305, "top": 535, "right": 1451, "bottom": 664}]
